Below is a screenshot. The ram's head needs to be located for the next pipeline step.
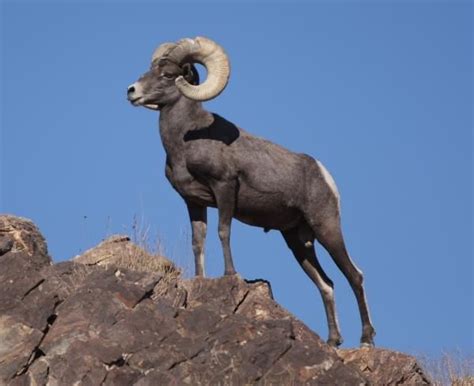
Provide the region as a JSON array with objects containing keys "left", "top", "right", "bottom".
[{"left": 127, "top": 37, "right": 230, "bottom": 110}]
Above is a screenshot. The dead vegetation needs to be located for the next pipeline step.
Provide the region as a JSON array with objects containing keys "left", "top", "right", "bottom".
[
  {"left": 420, "top": 350, "right": 474, "bottom": 386},
  {"left": 74, "top": 215, "right": 179, "bottom": 278}
]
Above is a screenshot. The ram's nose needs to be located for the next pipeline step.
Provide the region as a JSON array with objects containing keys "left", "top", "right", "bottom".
[{"left": 127, "top": 84, "right": 136, "bottom": 97}]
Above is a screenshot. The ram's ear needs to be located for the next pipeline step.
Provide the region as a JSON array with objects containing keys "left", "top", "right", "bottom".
[{"left": 182, "top": 63, "right": 200, "bottom": 85}]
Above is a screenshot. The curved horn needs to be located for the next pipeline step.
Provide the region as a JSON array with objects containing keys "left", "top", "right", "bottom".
[
  {"left": 151, "top": 42, "right": 176, "bottom": 64},
  {"left": 166, "top": 37, "right": 230, "bottom": 101}
]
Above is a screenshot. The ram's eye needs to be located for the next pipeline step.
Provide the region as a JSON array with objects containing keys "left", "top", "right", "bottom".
[{"left": 162, "top": 73, "right": 174, "bottom": 79}]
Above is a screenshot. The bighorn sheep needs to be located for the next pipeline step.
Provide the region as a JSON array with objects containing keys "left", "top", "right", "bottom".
[{"left": 127, "top": 37, "right": 375, "bottom": 347}]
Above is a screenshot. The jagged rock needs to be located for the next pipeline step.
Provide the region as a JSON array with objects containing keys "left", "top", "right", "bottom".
[
  {"left": 0, "top": 215, "right": 432, "bottom": 385},
  {"left": 0, "top": 316, "right": 44, "bottom": 380},
  {"left": 0, "top": 215, "right": 50, "bottom": 264},
  {"left": 338, "top": 348, "right": 432, "bottom": 385}
]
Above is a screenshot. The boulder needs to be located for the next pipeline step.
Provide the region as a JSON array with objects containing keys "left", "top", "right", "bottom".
[
  {"left": 339, "top": 347, "right": 432, "bottom": 385},
  {"left": 0, "top": 215, "right": 50, "bottom": 264}
]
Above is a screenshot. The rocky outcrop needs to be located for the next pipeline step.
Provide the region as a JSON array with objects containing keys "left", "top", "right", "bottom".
[
  {"left": 0, "top": 215, "right": 50, "bottom": 265},
  {"left": 0, "top": 215, "right": 432, "bottom": 385},
  {"left": 339, "top": 348, "right": 432, "bottom": 385}
]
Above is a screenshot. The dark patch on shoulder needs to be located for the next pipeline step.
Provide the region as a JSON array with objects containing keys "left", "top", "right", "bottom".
[{"left": 183, "top": 113, "right": 240, "bottom": 146}]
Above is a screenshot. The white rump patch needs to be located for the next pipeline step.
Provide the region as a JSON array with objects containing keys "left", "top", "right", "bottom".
[{"left": 316, "top": 160, "right": 340, "bottom": 202}]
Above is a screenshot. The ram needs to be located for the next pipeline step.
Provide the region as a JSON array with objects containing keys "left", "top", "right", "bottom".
[{"left": 127, "top": 37, "right": 375, "bottom": 347}]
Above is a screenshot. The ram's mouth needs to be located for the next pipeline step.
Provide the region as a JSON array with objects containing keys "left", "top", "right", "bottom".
[
  {"left": 129, "top": 97, "right": 162, "bottom": 111},
  {"left": 144, "top": 103, "right": 161, "bottom": 111}
]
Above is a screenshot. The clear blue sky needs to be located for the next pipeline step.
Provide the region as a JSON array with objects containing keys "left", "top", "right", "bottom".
[{"left": 1, "top": 1, "right": 472, "bottom": 356}]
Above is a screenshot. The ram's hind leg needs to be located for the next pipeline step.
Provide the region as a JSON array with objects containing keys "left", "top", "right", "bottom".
[
  {"left": 282, "top": 227, "right": 343, "bottom": 347},
  {"left": 312, "top": 218, "right": 376, "bottom": 347}
]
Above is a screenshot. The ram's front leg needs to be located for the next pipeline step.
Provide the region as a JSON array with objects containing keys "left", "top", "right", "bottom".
[
  {"left": 187, "top": 202, "right": 207, "bottom": 277},
  {"left": 212, "top": 180, "right": 237, "bottom": 276}
]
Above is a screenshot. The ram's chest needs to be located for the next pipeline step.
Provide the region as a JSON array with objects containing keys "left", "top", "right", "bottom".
[{"left": 165, "top": 161, "right": 215, "bottom": 207}]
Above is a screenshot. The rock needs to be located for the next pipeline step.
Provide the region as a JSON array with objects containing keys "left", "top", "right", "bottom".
[
  {"left": 0, "top": 215, "right": 433, "bottom": 385},
  {"left": 0, "top": 316, "right": 44, "bottom": 380},
  {"left": 0, "top": 215, "right": 50, "bottom": 264},
  {"left": 0, "top": 215, "right": 56, "bottom": 334},
  {"left": 338, "top": 347, "right": 432, "bottom": 385},
  {"left": 0, "top": 236, "right": 14, "bottom": 256}
]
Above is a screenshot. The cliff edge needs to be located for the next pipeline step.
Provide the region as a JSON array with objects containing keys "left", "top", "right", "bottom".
[{"left": 0, "top": 215, "right": 431, "bottom": 385}]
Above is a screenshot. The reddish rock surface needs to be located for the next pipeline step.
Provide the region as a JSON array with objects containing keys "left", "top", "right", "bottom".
[
  {"left": 339, "top": 348, "right": 432, "bottom": 385},
  {"left": 0, "top": 215, "right": 432, "bottom": 385}
]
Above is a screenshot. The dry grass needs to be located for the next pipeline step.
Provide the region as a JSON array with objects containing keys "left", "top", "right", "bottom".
[
  {"left": 419, "top": 350, "right": 474, "bottom": 386},
  {"left": 131, "top": 215, "right": 195, "bottom": 276},
  {"left": 119, "top": 215, "right": 181, "bottom": 278},
  {"left": 75, "top": 215, "right": 180, "bottom": 277},
  {"left": 112, "top": 250, "right": 177, "bottom": 276},
  {"left": 128, "top": 214, "right": 165, "bottom": 258},
  {"left": 60, "top": 263, "right": 96, "bottom": 295}
]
